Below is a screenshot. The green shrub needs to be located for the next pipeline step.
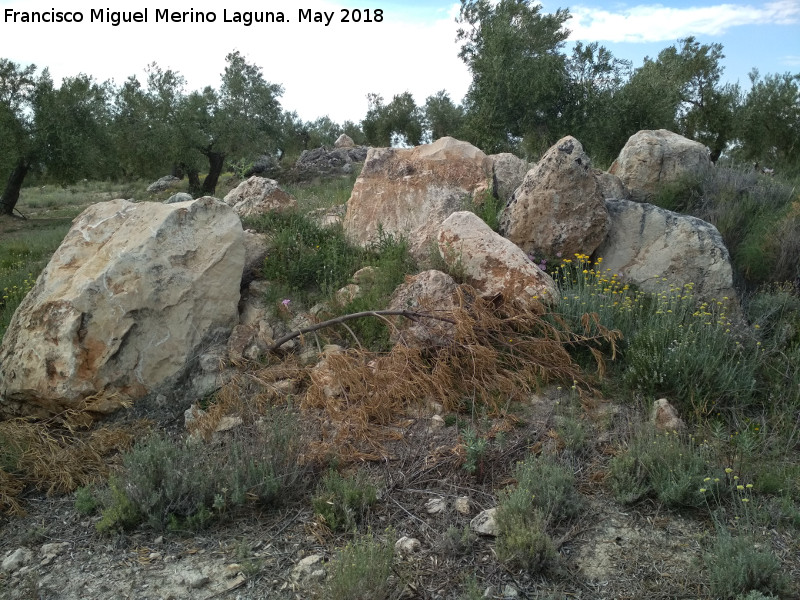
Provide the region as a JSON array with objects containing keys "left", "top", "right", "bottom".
[
  {"left": 74, "top": 486, "right": 99, "bottom": 516},
  {"left": 609, "top": 429, "right": 714, "bottom": 508},
  {"left": 705, "top": 532, "right": 787, "bottom": 598},
  {"left": 96, "top": 409, "right": 306, "bottom": 532},
  {"left": 495, "top": 508, "right": 556, "bottom": 572},
  {"left": 312, "top": 469, "right": 377, "bottom": 532},
  {"left": 325, "top": 530, "right": 394, "bottom": 600},
  {"left": 469, "top": 187, "right": 504, "bottom": 232}
]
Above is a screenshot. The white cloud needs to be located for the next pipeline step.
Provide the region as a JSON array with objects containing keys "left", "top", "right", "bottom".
[
  {"left": 568, "top": 1, "right": 800, "bottom": 43},
  {"left": 0, "top": 0, "right": 471, "bottom": 123}
]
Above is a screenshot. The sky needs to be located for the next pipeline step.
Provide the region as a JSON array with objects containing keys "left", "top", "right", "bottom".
[{"left": 1, "top": 0, "right": 798, "bottom": 124}]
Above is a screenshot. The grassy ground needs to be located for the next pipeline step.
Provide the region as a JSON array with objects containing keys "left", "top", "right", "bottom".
[{"left": 1, "top": 166, "right": 799, "bottom": 599}]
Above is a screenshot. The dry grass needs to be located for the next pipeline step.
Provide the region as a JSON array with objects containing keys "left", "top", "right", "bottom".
[
  {"left": 0, "top": 416, "right": 149, "bottom": 515},
  {"left": 303, "top": 286, "right": 620, "bottom": 461}
]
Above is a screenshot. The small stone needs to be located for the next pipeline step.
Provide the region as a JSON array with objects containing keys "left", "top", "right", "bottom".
[
  {"left": 148, "top": 552, "right": 161, "bottom": 561},
  {"left": 454, "top": 496, "right": 471, "bottom": 515},
  {"left": 425, "top": 498, "right": 446, "bottom": 514},
  {"left": 470, "top": 508, "right": 498, "bottom": 536},
  {"left": 394, "top": 536, "right": 421, "bottom": 556},
  {"left": 291, "top": 554, "right": 325, "bottom": 583},
  {"left": 2, "top": 547, "right": 33, "bottom": 573},
  {"left": 651, "top": 398, "right": 686, "bottom": 432},
  {"left": 225, "top": 564, "right": 242, "bottom": 578},
  {"left": 429, "top": 415, "right": 445, "bottom": 430},
  {"left": 502, "top": 584, "right": 519, "bottom": 598},
  {"left": 153, "top": 536, "right": 164, "bottom": 546}
]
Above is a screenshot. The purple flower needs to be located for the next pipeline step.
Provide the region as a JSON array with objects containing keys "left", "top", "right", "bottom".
[{"left": 282, "top": 298, "right": 291, "bottom": 308}]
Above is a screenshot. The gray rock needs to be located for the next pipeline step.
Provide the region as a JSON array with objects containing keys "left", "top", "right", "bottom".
[
  {"left": 147, "top": 175, "right": 180, "bottom": 193},
  {"left": 164, "top": 192, "right": 193, "bottom": 204}
]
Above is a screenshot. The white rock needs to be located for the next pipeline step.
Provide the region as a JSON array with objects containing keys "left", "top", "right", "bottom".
[
  {"left": 425, "top": 497, "right": 447, "bottom": 514},
  {"left": 223, "top": 176, "right": 297, "bottom": 217},
  {"left": 470, "top": 507, "right": 498, "bottom": 536},
  {"left": 0, "top": 197, "right": 245, "bottom": 419},
  {"left": 454, "top": 496, "right": 471, "bottom": 515},
  {"left": 395, "top": 536, "right": 422, "bottom": 555},
  {"left": 438, "top": 211, "right": 559, "bottom": 306},
  {"left": 2, "top": 548, "right": 33, "bottom": 573}
]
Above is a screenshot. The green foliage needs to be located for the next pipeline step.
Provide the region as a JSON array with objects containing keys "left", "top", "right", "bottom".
[
  {"left": 735, "top": 71, "right": 800, "bottom": 175},
  {"left": 96, "top": 410, "right": 306, "bottom": 532},
  {"left": 73, "top": 486, "right": 99, "bottom": 516},
  {"left": 312, "top": 469, "right": 377, "bottom": 532},
  {"left": 424, "top": 90, "right": 466, "bottom": 141},
  {"left": 324, "top": 530, "right": 395, "bottom": 600},
  {"left": 495, "top": 508, "right": 556, "bottom": 572},
  {"left": 470, "top": 187, "right": 503, "bottom": 232},
  {"left": 0, "top": 225, "right": 70, "bottom": 341},
  {"left": 96, "top": 476, "right": 140, "bottom": 533},
  {"left": 439, "top": 525, "right": 477, "bottom": 557},
  {"left": 705, "top": 532, "right": 787, "bottom": 599},
  {"left": 495, "top": 454, "right": 579, "bottom": 571},
  {"left": 609, "top": 429, "right": 713, "bottom": 508},
  {"left": 457, "top": 0, "right": 571, "bottom": 155},
  {"left": 253, "top": 211, "right": 366, "bottom": 305},
  {"left": 461, "top": 426, "right": 489, "bottom": 477},
  {"left": 362, "top": 91, "right": 424, "bottom": 147}
]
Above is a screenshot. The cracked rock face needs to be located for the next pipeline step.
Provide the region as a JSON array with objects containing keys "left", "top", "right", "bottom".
[
  {"left": 595, "top": 199, "right": 735, "bottom": 301},
  {"left": 0, "top": 197, "right": 244, "bottom": 418}
]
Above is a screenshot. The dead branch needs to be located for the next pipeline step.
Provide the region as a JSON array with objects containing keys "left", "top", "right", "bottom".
[{"left": 267, "top": 309, "right": 456, "bottom": 352}]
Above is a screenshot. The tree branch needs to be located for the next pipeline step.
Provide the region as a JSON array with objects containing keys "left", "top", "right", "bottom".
[{"left": 267, "top": 310, "right": 456, "bottom": 352}]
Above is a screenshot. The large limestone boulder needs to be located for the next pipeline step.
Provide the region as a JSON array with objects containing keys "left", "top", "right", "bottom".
[
  {"left": 0, "top": 197, "right": 245, "bottom": 418},
  {"left": 438, "top": 211, "right": 558, "bottom": 306},
  {"left": 609, "top": 129, "right": 711, "bottom": 202},
  {"left": 500, "top": 136, "right": 610, "bottom": 259},
  {"left": 595, "top": 199, "right": 735, "bottom": 300},
  {"left": 223, "top": 176, "right": 296, "bottom": 217},
  {"left": 344, "top": 137, "right": 494, "bottom": 259},
  {"left": 334, "top": 133, "right": 355, "bottom": 148},
  {"left": 490, "top": 152, "right": 529, "bottom": 203}
]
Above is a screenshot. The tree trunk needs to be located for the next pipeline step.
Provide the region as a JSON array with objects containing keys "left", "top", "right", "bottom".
[
  {"left": 187, "top": 168, "right": 202, "bottom": 197},
  {"left": 0, "top": 158, "right": 31, "bottom": 216},
  {"left": 201, "top": 151, "right": 225, "bottom": 196}
]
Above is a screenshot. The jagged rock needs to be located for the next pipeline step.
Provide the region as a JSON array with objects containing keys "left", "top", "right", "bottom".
[
  {"left": 438, "top": 211, "right": 558, "bottom": 306},
  {"left": 387, "top": 270, "right": 459, "bottom": 346},
  {"left": 244, "top": 154, "right": 281, "bottom": 178},
  {"left": 334, "top": 133, "right": 355, "bottom": 148},
  {"left": 335, "top": 283, "right": 361, "bottom": 306},
  {"left": 490, "top": 152, "right": 530, "bottom": 203},
  {"left": 455, "top": 496, "right": 471, "bottom": 515},
  {"left": 344, "top": 137, "right": 494, "bottom": 259},
  {"left": 223, "top": 176, "right": 297, "bottom": 217},
  {"left": 651, "top": 398, "right": 686, "bottom": 432},
  {"left": 395, "top": 536, "right": 422, "bottom": 556},
  {"left": 293, "top": 145, "right": 369, "bottom": 179},
  {"left": 470, "top": 507, "right": 498, "bottom": 536},
  {"left": 0, "top": 197, "right": 244, "bottom": 418},
  {"left": 609, "top": 129, "right": 711, "bottom": 202},
  {"left": 242, "top": 229, "right": 270, "bottom": 286},
  {"left": 147, "top": 175, "right": 180, "bottom": 193},
  {"left": 165, "top": 192, "right": 193, "bottom": 204},
  {"left": 500, "top": 136, "right": 610, "bottom": 259},
  {"left": 594, "top": 170, "right": 628, "bottom": 200},
  {"left": 2, "top": 547, "right": 33, "bottom": 573},
  {"left": 594, "top": 199, "right": 735, "bottom": 300},
  {"left": 291, "top": 554, "right": 326, "bottom": 584},
  {"left": 425, "top": 498, "right": 447, "bottom": 514}
]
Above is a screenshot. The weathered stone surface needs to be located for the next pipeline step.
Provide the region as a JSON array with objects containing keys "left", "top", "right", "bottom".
[
  {"left": 594, "top": 170, "right": 628, "bottom": 200},
  {"left": 651, "top": 398, "right": 686, "bottom": 432},
  {"left": 500, "top": 136, "right": 610, "bottom": 259},
  {"left": 0, "top": 197, "right": 244, "bottom": 418},
  {"left": 223, "top": 176, "right": 296, "bottom": 217},
  {"left": 395, "top": 536, "right": 421, "bottom": 555},
  {"left": 438, "top": 211, "right": 558, "bottom": 306},
  {"left": 293, "top": 146, "right": 368, "bottom": 180},
  {"left": 241, "top": 229, "right": 269, "bottom": 286},
  {"left": 165, "top": 192, "right": 193, "bottom": 204},
  {"left": 609, "top": 129, "right": 711, "bottom": 202},
  {"left": 387, "top": 270, "right": 458, "bottom": 346},
  {"left": 147, "top": 175, "right": 180, "bottom": 193},
  {"left": 334, "top": 133, "right": 355, "bottom": 148},
  {"left": 470, "top": 507, "right": 498, "bottom": 536},
  {"left": 490, "top": 152, "right": 529, "bottom": 203},
  {"left": 595, "top": 199, "right": 735, "bottom": 300},
  {"left": 344, "top": 137, "right": 494, "bottom": 259}
]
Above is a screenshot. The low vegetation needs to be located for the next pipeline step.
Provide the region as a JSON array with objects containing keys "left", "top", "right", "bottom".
[{"left": 1, "top": 164, "right": 799, "bottom": 598}]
